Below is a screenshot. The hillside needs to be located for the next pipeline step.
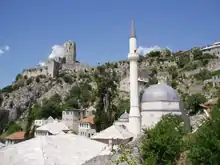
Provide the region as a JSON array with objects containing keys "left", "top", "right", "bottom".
[{"left": 0, "top": 48, "right": 220, "bottom": 136}]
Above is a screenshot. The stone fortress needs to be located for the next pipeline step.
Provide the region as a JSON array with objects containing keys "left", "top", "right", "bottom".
[{"left": 22, "top": 41, "right": 90, "bottom": 78}]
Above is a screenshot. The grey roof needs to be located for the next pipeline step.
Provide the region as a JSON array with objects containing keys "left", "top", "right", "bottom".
[
  {"left": 130, "top": 19, "right": 136, "bottom": 38},
  {"left": 0, "top": 142, "right": 5, "bottom": 149},
  {"left": 141, "top": 83, "right": 180, "bottom": 102},
  {"left": 0, "top": 134, "right": 108, "bottom": 165},
  {"left": 119, "top": 112, "right": 129, "bottom": 119}
]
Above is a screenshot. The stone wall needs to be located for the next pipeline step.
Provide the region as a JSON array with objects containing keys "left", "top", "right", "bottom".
[{"left": 22, "top": 66, "right": 48, "bottom": 78}]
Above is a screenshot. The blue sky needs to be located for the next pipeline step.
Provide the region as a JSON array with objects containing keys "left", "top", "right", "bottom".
[{"left": 0, "top": 0, "right": 219, "bottom": 88}]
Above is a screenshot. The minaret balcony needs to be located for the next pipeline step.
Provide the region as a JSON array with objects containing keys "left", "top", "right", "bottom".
[{"left": 128, "top": 53, "right": 139, "bottom": 61}]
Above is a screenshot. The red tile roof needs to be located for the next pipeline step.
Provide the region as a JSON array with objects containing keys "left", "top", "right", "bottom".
[
  {"left": 80, "top": 115, "right": 94, "bottom": 125},
  {"left": 5, "top": 131, "right": 25, "bottom": 140}
]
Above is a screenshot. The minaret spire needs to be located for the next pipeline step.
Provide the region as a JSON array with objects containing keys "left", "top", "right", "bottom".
[
  {"left": 128, "top": 19, "right": 141, "bottom": 137},
  {"left": 130, "top": 19, "right": 136, "bottom": 38}
]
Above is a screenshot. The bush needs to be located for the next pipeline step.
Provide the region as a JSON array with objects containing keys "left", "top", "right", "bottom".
[
  {"left": 141, "top": 115, "right": 185, "bottom": 165},
  {"left": 26, "top": 78, "right": 33, "bottom": 85},
  {"left": 187, "top": 106, "right": 220, "bottom": 165},
  {"left": 63, "top": 74, "right": 73, "bottom": 84},
  {"left": 184, "top": 93, "right": 206, "bottom": 115}
]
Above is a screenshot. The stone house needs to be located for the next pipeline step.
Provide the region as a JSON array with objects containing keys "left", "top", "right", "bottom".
[
  {"left": 61, "top": 109, "right": 86, "bottom": 133},
  {"left": 35, "top": 121, "right": 69, "bottom": 137},
  {"left": 34, "top": 116, "right": 55, "bottom": 127},
  {"left": 4, "top": 131, "right": 25, "bottom": 145},
  {"left": 78, "top": 115, "right": 96, "bottom": 138}
]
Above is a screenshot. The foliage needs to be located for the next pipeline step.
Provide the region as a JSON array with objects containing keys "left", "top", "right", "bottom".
[
  {"left": 186, "top": 105, "right": 220, "bottom": 165},
  {"left": 194, "top": 69, "right": 212, "bottom": 81},
  {"left": 212, "top": 69, "right": 220, "bottom": 76},
  {"left": 5, "top": 121, "right": 22, "bottom": 135},
  {"left": 63, "top": 74, "right": 73, "bottom": 84},
  {"left": 65, "top": 82, "right": 93, "bottom": 109},
  {"left": 0, "top": 85, "right": 13, "bottom": 93},
  {"left": 15, "top": 74, "right": 22, "bottom": 81},
  {"left": 141, "top": 115, "right": 185, "bottom": 165},
  {"left": 113, "top": 144, "right": 142, "bottom": 165},
  {"left": 93, "top": 66, "right": 119, "bottom": 132},
  {"left": 176, "top": 54, "right": 190, "bottom": 68},
  {"left": 184, "top": 93, "right": 206, "bottom": 115},
  {"left": 167, "top": 66, "right": 178, "bottom": 79},
  {"left": 147, "top": 51, "right": 161, "bottom": 57},
  {"left": 24, "top": 94, "right": 63, "bottom": 138}
]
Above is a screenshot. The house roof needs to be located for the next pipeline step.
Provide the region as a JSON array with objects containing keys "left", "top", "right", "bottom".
[
  {"left": 91, "top": 124, "right": 134, "bottom": 140},
  {"left": 36, "top": 122, "right": 69, "bottom": 135},
  {"left": 5, "top": 132, "right": 25, "bottom": 140},
  {"left": 0, "top": 134, "right": 108, "bottom": 165},
  {"left": 80, "top": 115, "right": 95, "bottom": 125},
  {"left": 0, "top": 142, "right": 5, "bottom": 149}
]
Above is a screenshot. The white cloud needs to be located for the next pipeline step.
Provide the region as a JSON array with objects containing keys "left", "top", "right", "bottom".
[
  {"left": 4, "top": 45, "right": 10, "bottom": 51},
  {"left": 0, "top": 49, "right": 4, "bottom": 55},
  {"left": 137, "top": 45, "right": 162, "bottom": 55},
  {"left": 0, "top": 45, "right": 10, "bottom": 55},
  {"left": 48, "top": 45, "right": 65, "bottom": 59},
  {"left": 38, "top": 61, "right": 46, "bottom": 66}
]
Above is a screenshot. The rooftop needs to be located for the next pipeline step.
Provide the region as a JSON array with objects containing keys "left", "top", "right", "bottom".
[
  {"left": 91, "top": 124, "right": 134, "bottom": 140},
  {"left": 36, "top": 122, "right": 69, "bottom": 134},
  {"left": 5, "top": 132, "right": 25, "bottom": 140},
  {"left": 80, "top": 115, "right": 95, "bottom": 125},
  {"left": 0, "top": 134, "right": 108, "bottom": 165}
]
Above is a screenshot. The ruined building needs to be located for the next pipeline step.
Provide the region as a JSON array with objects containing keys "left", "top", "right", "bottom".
[{"left": 22, "top": 41, "right": 89, "bottom": 78}]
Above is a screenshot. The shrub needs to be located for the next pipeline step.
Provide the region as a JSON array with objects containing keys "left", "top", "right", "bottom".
[
  {"left": 187, "top": 106, "right": 220, "bottom": 165},
  {"left": 141, "top": 115, "right": 185, "bottom": 165}
]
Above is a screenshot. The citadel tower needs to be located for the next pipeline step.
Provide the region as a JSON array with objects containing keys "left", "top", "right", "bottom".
[
  {"left": 128, "top": 20, "right": 141, "bottom": 136},
  {"left": 64, "top": 41, "right": 76, "bottom": 64}
]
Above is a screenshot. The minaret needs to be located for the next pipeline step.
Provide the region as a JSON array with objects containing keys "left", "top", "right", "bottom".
[{"left": 128, "top": 20, "right": 141, "bottom": 136}]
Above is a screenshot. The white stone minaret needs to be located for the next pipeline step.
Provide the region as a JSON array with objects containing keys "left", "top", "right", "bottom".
[{"left": 128, "top": 20, "right": 141, "bottom": 136}]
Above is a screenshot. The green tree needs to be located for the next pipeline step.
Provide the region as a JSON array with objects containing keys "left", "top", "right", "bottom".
[
  {"left": 184, "top": 93, "right": 206, "bottom": 115},
  {"left": 93, "top": 66, "right": 119, "bottom": 132},
  {"left": 141, "top": 115, "right": 185, "bottom": 165},
  {"left": 15, "top": 73, "right": 22, "bottom": 81},
  {"left": 187, "top": 105, "right": 220, "bottom": 165},
  {"left": 5, "top": 121, "right": 22, "bottom": 135}
]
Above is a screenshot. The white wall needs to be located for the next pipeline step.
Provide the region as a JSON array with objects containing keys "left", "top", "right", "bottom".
[{"left": 141, "top": 101, "right": 181, "bottom": 129}]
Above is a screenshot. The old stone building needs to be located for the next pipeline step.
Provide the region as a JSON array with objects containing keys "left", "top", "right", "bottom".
[
  {"left": 201, "top": 42, "right": 220, "bottom": 57},
  {"left": 22, "top": 41, "right": 90, "bottom": 78}
]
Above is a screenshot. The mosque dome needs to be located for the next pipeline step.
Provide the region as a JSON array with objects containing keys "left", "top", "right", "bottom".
[
  {"left": 141, "top": 83, "right": 180, "bottom": 102},
  {"left": 120, "top": 111, "right": 129, "bottom": 119}
]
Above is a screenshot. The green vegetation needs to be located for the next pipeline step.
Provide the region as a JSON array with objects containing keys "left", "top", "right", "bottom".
[
  {"left": 93, "top": 65, "right": 120, "bottom": 132},
  {"left": 4, "top": 121, "right": 22, "bottom": 135},
  {"left": 142, "top": 115, "right": 185, "bottom": 165},
  {"left": 184, "top": 93, "right": 206, "bottom": 115}
]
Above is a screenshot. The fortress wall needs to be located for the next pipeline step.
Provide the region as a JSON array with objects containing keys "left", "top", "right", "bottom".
[
  {"left": 62, "top": 63, "right": 90, "bottom": 72},
  {"left": 22, "top": 67, "right": 48, "bottom": 78}
]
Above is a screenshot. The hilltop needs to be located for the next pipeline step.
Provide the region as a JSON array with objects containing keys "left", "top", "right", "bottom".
[{"left": 1, "top": 46, "right": 220, "bottom": 136}]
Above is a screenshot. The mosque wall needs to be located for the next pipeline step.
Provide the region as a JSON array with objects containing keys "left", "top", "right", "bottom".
[
  {"left": 141, "top": 101, "right": 181, "bottom": 128},
  {"left": 141, "top": 101, "right": 180, "bottom": 111}
]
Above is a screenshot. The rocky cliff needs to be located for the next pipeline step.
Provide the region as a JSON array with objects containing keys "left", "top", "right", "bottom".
[{"left": 0, "top": 48, "right": 219, "bottom": 130}]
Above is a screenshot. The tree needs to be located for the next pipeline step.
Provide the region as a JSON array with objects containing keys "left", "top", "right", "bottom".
[
  {"left": 184, "top": 93, "right": 206, "bottom": 115},
  {"left": 141, "top": 115, "right": 185, "bottom": 165},
  {"left": 15, "top": 73, "right": 22, "bottom": 81},
  {"left": 5, "top": 121, "right": 22, "bottom": 135},
  {"left": 93, "top": 66, "right": 119, "bottom": 132},
  {"left": 187, "top": 105, "right": 220, "bottom": 165}
]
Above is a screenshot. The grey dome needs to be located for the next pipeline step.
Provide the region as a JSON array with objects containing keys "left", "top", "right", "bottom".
[
  {"left": 119, "top": 112, "right": 129, "bottom": 119},
  {"left": 141, "top": 83, "right": 180, "bottom": 102}
]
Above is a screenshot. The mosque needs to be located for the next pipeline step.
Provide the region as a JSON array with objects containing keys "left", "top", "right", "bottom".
[{"left": 91, "top": 20, "right": 188, "bottom": 144}]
